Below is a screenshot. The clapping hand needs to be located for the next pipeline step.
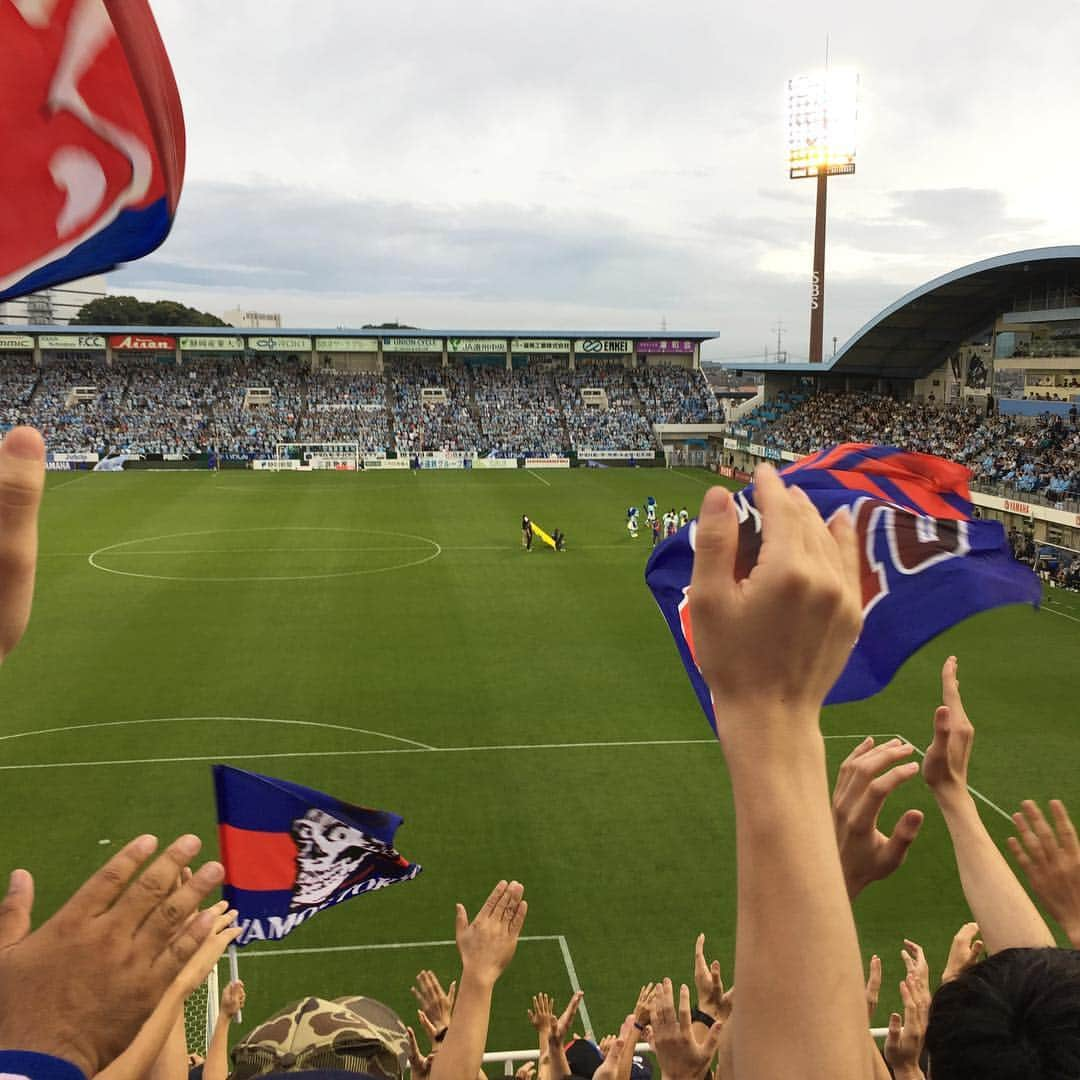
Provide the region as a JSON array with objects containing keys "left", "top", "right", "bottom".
[
  {"left": 0, "top": 833, "right": 225, "bottom": 1077},
  {"left": 221, "top": 978, "right": 246, "bottom": 1020},
  {"left": 941, "top": 923, "right": 983, "bottom": 984},
  {"left": 647, "top": 978, "right": 723, "bottom": 1080},
  {"left": 454, "top": 880, "right": 527, "bottom": 986},
  {"left": 832, "top": 738, "right": 924, "bottom": 899},
  {"left": 412, "top": 969, "right": 457, "bottom": 1036},
  {"left": 693, "top": 933, "right": 733, "bottom": 1024}
]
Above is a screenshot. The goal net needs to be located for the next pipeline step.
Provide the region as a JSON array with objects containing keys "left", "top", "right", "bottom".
[
  {"left": 275, "top": 442, "right": 360, "bottom": 470},
  {"left": 183, "top": 966, "right": 220, "bottom": 1055}
]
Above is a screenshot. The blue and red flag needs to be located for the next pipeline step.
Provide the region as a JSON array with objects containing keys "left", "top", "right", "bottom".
[
  {"left": 645, "top": 444, "right": 1042, "bottom": 732},
  {"left": 213, "top": 765, "right": 422, "bottom": 947},
  {"left": 0, "top": 0, "right": 184, "bottom": 301}
]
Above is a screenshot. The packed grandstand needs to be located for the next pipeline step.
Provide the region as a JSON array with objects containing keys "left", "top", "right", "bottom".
[
  {"left": 5, "top": 350, "right": 1077, "bottom": 504},
  {"left": 0, "top": 355, "right": 725, "bottom": 459}
]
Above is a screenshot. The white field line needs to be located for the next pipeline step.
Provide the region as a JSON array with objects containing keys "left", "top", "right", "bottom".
[
  {"left": 41, "top": 542, "right": 656, "bottom": 558},
  {"left": 672, "top": 469, "right": 714, "bottom": 486},
  {"left": 558, "top": 935, "right": 593, "bottom": 1037},
  {"left": 1043, "top": 605, "right": 1080, "bottom": 625},
  {"left": 891, "top": 734, "right": 1014, "bottom": 824},
  {"left": 45, "top": 475, "right": 89, "bottom": 494},
  {"left": 240, "top": 934, "right": 561, "bottom": 959},
  {"left": 526, "top": 469, "right": 551, "bottom": 487},
  {"left": 0, "top": 733, "right": 890, "bottom": 771},
  {"left": 0, "top": 715, "right": 435, "bottom": 751}
]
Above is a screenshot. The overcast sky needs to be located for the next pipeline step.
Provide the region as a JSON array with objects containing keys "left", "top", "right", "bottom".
[{"left": 111, "top": 0, "right": 1080, "bottom": 360}]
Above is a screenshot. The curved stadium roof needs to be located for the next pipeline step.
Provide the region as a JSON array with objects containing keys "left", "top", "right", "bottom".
[{"left": 731, "top": 245, "right": 1080, "bottom": 379}]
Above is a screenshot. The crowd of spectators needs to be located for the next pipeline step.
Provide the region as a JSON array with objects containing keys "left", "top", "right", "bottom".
[
  {"left": 2, "top": 433, "right": 1080, "bottom": 1080},
  {"left": 0, "top": 357, "right": 722, "bottom": 459},
  {"left": 471, "top": 366, "right": 565, "bottom": 458},
  {"left": 745, "top": 390, "right": 1080, "bottom": 502},
  {"left": 559, "top": 366, "right": 655, "bottom": 452},
  {"left": 300, "top": 371, "right": 391, "bottom": 454},
  {"left": 631, "top": 365, "right": 723, "bottom": 424}
]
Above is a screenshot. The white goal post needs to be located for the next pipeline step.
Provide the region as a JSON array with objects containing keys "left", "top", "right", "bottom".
[{"left": 275, "top": 442, "right": 360, "bottom": 470}]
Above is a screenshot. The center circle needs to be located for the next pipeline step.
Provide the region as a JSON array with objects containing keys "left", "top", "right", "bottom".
[{"left": 87, "top": 527, "right": 442, "bottom": 582}]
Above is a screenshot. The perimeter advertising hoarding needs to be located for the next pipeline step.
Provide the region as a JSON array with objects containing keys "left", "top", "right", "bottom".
[
  {"left": 314, "top": 338, "right": 378, "bottom": 352},
  {"left": 636, "top": 340, "right": 695, "bottom": 354},
  {"left": 447, "top": 338, "right": 507, "bottom": 354},
  {"left": 512, "top": 339, "right": 570, "bottom": 354},
  {"left": 179, "top": 336, "right": 245, "bottom": 351},
  {"left": 382, "top": 337, "right": 442, "bottom": 353},
  {"left": 248, "top": 336, "right": 312, "bottom": 352},
  {"left": 577, "top": 339, "right": 632, "bottom": 355},
  {"left": 0, "top": 335, "right": 34, "bottom": 350},
  {"left": 109, "top": 334, "right": 176, "bottom": 351},
  {"left": 38, "top": 334, "right": 105, "bottom": 350}
]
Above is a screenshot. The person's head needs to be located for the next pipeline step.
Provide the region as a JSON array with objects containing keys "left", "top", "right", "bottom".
[{"left": 925, "top": 947, "right": 1080, "bottom": 1079}]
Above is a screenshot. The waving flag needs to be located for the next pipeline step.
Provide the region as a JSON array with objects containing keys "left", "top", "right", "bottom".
[
  {"left": 213, "top": 765, "right": 422, "bottom": 947},
  {"left": 0, "top": 0, "right": 185, "bottom": 301},
  {"left": 646, "top": 444, "right": 1041, "bottom": 732}
]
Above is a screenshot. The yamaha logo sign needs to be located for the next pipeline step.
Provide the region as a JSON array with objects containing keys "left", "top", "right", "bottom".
[{"left": 577, "top": 339, "right": 631, "bottom": 354}]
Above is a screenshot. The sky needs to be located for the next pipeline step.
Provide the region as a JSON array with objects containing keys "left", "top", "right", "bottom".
[{"left": 110, "top": 0, "right": 1080, "bottom": 361}]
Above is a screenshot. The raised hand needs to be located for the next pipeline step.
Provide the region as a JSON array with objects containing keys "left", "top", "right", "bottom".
[
  {"left": 693, "top": 933, "right": 733, "bottom": 1023},
  {"left": 454, "top": 879, "right": 527, "bottom": 986},
  {"left": 647, "top": 978, "right": 723, "bottom": 1080},
  {"left": 688, "top": 463, "right": 863, "bottom": 730},
  {"left": 406, "top": 1026, "right": 434, "bottom": 1079},
  {"left": 555, "top": 990, "right": 584, "bottom": 1039},
  {"left": 940, "top": 922, "right": 983, "bottom": 984},
  {"left": 173, "top": 906, "right": 242, "bottom": 999},
  {"left": 514, "top": 1063, "right": 536, "bottom": 1080},
  {"left": 901, "top": 939, "right": 930, "bottom": 1001},
  {"left": 922, "top": 656, "right": 974, "bottom": 803},
  {"left": 832, "top": 737, "right": 924, "bottom": 898},
  {"left": 527, "top": 992, "right": 556, "bottom": 1038},
  {"left": 0, "top": 426, "right": 45, "bottom": 662},
  {"left": 865, "top": 954, "right": 882, "bottom": 1021},
  {"left": 633, "top": 982, "right": 655, "bottom": 1032},
  {"left": 0, "top": 834, "right": 224, "bottom": 1077},
  {"left": 883, "top": 975, "right": 930, "bottom": 1080},
  {"left": 411, "top": 968, "right": 457, "bottom": 1034},
  {"left": 1008, "top": 799, "right": 1080, "bottom": 946},
  {"left": 221, "top": 978, "right": 246, "bottom": 1020}
]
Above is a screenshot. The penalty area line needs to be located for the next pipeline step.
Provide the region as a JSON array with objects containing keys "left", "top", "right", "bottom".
[
  {"left": 241, "top": 934, "right": 562, "bottom": 959},
  {"left": 526, "top": 469, "right": 552, "bottom": 487}
]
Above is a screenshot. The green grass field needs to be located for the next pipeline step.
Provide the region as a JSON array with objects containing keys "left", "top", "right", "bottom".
[{"left": 0, "top": 465, "right": 1076, "bottom": 1059}]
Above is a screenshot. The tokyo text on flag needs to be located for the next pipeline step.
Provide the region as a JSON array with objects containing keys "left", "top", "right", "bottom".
[
  {"left": 1, "top": 0, "right": 185, "bottom": 301},
  {"left": 213, "top": 765, "right": 422, "bottom": 947},
  {"left": 645, "top": 444, "right": 1042, "bottom": 733}
]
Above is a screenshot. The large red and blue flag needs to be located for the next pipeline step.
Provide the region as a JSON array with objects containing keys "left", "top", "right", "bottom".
[
  {"left": 213, "top": 765, "right": 422, "bottom": 947},
  {"left": 645, "top": 444, "right": 1042, "bottom": 733},
  {"left": 0, "top": 0, "right": 184, "bottom": 301}
]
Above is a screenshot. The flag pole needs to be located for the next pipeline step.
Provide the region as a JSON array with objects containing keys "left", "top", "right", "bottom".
[{"left": 228, "top": 943, "right": 242, "bottom": 1024}]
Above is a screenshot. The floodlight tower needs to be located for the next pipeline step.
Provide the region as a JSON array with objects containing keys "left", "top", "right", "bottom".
[{"left": 786, "top": 69, "right": 858, "bottom": 362}]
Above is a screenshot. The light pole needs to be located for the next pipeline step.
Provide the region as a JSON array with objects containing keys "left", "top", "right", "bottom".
[{"left": 786, "top": 70, "right": 858, "bottom": 363}]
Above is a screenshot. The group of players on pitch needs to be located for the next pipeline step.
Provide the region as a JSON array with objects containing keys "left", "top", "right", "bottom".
[{"left": 628, "top": 495, "right": 689, "bottom": 545}]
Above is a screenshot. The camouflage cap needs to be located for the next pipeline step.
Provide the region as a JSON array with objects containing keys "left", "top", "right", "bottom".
[{"left": 231, "top": 995, "right": 408, "bottom": 1080}]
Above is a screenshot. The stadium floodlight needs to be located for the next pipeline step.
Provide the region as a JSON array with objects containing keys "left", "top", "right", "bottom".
[
  {"left": 786, "top": 68, "right": 859, "bottom": 363},
  {"left": 786, "top": 70, "right": 858, "bottom": 179}
]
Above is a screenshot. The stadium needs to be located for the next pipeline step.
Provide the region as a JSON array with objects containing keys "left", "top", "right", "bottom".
[{"left": 3, "top": 4, "right": 1080, "bottom": 1080}]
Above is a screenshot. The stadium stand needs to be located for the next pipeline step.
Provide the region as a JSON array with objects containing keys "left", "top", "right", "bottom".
[{"left": 1, "top": 355, "right": 723, "bottom": 458}]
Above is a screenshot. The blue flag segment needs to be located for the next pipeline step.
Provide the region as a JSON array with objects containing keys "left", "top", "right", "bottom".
[
  {"left": 212, "top": 765, "right": 421, "bottom": 946},
  {"left": 645, "top": 444, "right": 1042, "bottom": 732}
]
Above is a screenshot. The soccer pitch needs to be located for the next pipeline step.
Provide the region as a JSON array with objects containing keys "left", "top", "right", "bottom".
[{"left": 0, "top": 466, "right": 1076, "bottom": 1053}]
